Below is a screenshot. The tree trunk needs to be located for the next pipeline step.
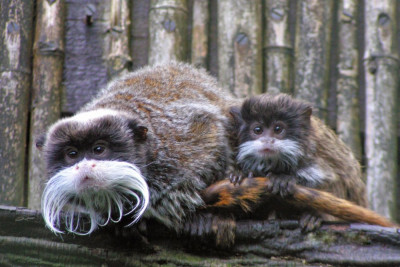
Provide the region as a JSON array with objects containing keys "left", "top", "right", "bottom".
[
  {"left": 148, "top": 0, "right": 189, "bottom": 65},
  {"left": 336, "top": 0, "right": 362, "bottom": 160},
  {"left": 27, "top": 0, "right": 65, "bottom": 211},
  {"left": 104, "top": 0, "right": 132, "bottom": 78},
  {"left": 264, "top": 0, "right": 293, "bottom": 94},
  {"left": 191, "top": 0, "right": 209, "bottom": 69},
  {"left": 294, "top": 0, "right": 334, "bottom": 121},
  {"left": 0, "top": 0, "right": 34, "bottom": 206},
  {"left": 364, "top": 0, "right": 398, "bottom": 220},
  {"left": 217, "top": 0, "right": 263, "bottom": 97}
]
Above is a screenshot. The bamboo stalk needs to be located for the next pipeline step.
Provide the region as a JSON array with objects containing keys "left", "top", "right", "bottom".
[
  {"left": 148, "top": 0, "right": 188, "bottom": 65},
  {"left": 364, "top": 0, "right": 398, "bottom": 220},
  {"left": 131, "top": 0, "right": 150, "bottom": 70},
  {"left": 28, "top": 0, "right": 66, "bottom": 210},
  {"left": 191, "top": 0, "right": 209, "bottom": 68},
  {"left": 217, "top": 0, "right": 262, "bottom": 97},
  {"left": 264, "top": 0, "right": 293, "bottom": 94},
  {"left": 0, "top": 0, "right": 34, "bottom": 206},
  {"left": 294, "top": 0, "right": 334, "bottom": 121},
  {"left": 104, "top": 0, "right": 131, "bottom": 78},
  {"left": 336, "top": 0, "right": 362, "bottom": 160}
]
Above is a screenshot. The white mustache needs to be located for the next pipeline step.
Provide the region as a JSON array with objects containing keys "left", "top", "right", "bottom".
[{"left": 41, "top": 159, "right": 149, "bottom": 235}]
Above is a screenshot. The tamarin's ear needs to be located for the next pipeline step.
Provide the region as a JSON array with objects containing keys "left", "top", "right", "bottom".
[
  {"left": 229, "top": 106, "right": 243, "bottom": 124},
  {"left": 128, "top": 120, "right": 148, "bottom": 142},
  {"left": 35, "top": 134, "right": 46, "bottom": 150},
  {"left": 302, "top": 106, "right": 313, "bottom": 118},
  {"left": 134, "top": 126, "right": 148, "bottom": 141}
]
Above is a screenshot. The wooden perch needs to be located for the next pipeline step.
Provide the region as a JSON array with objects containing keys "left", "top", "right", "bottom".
[
  {"left": 1, "top": 205, "right": 400, "bottom": 266},
  {"left": 202, "top": 177, "right": 397, "bottom": 228}
]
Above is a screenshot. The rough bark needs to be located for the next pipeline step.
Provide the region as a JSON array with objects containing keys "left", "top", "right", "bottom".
[
  {"left": 148, "top": 0, "right": 188, "bottom": 65},
  {"left": 336, "top": 0, "right": 362, "bottom": 160},
  {"left": 364, "top": 0, "right": 398, "bottom": 220},
  {"left": 130, "top": 0, "right": 150, "bottom": 70},
  {"left": 294, "top": 0, "right": 334, "bottom": 121},
  {"left": 190, "top": 0, "right": 209, "bottom": 68},
  {"left": 0, "top": 205, "right": 399, "bottom": 266},
  {"left": 28, "top": 0, "right": 66, "bottom": 210},
  {"left": 264, "top": 0, "right": 293, "bottom": 94},
  {"left": 63, "top": 0, "right": 109, "bottom": 114},
  {"left": 103, "top": 0, "right": 131, "bottom": 79},
  {"left": 217, "top": 0, "right": 263, "bottom": 97},
  {"left": 0, "top": 0, "right": 34, "bottom": 206}
]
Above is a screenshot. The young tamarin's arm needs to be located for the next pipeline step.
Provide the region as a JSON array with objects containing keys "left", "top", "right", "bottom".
[{"left": 202, "top": 177, "right": 397, "bottom": 228}]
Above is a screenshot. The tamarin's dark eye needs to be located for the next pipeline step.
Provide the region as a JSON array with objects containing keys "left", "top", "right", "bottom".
[
  {"left": 273, "top": 123, "right": 285, "bottom": 134},
  {"left": 253, "top": 126, "right": 263, "bottom": 135},
  {"left": 93, "top": 145, "right": 106, "bottom": 154},
  {"left": 66, "top": 148, "right": 79, "bottom": 159}
]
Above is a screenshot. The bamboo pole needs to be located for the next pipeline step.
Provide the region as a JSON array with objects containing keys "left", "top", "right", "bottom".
[
  {"left": 364, "top": 0, "right": 398, "bottom": 220},
  {"left": 217, "top": 0, "right": 262, "bottom": 97},
  {"left": 336, "top": 0, "right": 362, "bottom": 160},
  {"left": 131, "top": 0, "right": 150, "bottom": 70},
  {"left": 191, "top": 0, "right": 209, "bottom": 69},
  {"left": 148, "top": 0, "right": 188, "bottom": 65},
  {"left": 104, "top": 0, "right": 131, "bottom": 78},
  {"left": 0, "top": 0, "right": 34, "bottom": 206},
  {"left": 28, "top": 0, "right": 66, "bottom": 210},
  {"left": 264, "top": 0, "right": 293, "bottom": 94},
  {"left": 294, "top": 0, "right": 334, "bottom": 121}
]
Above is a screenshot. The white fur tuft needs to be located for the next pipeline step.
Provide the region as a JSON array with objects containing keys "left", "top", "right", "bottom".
[
  {"left": 41, "top": 159, "right": 149, "bottom": 235},
  {"left": 237, "top": 138, "right": 303, "bottom": 174}
]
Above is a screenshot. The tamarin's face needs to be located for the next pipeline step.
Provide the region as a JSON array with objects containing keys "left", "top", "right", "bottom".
[
  {"left": 231, "top": 94, "right": 312, "bottom": 175},
  {"left": 37, "top": 109, "right": 150, "bottom": 235}
]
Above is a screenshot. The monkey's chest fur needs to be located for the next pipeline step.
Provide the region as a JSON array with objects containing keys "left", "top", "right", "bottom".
[{"left": 74, "top": 63, "right": 239, "bottom": 229}]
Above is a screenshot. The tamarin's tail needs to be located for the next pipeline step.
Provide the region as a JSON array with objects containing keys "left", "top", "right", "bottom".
[{"left": 202, "top": 177, "right": 397, "bottom": 228}]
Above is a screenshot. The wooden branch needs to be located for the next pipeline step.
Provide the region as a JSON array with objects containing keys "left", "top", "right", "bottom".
[
  {"left": 1, "top": 205, "right": 400, "bottom": 266},
  {"left": 202, "top": 177, "right": 397, "bottom": 227}
]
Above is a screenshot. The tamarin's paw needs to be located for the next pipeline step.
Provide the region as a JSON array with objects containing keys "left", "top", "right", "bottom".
[
  {"left": 183, "top": 212, "right": 214, "bottom": 237},
  {"left": 229, "top": 171, "right": 253, "bottom": 185},
  {"left": 299, "top": 212, "right": 323, "bottom": 232},
  {"left": 266, "top": 173, "right": 296, "bottom": 198},
  {"left": 229, "top": 172, "right": 244, "bottom": 185},
  {"left": 183, "top": 212, "right": 236, "bottom": 248}
]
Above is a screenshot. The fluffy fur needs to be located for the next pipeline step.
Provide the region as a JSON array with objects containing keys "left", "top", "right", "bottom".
[
  {"left": 231, "top": 93, "right": 367, "bottom": 207},
  {"left": 39, "top": 62, "right": 240, "bottom": 234}
]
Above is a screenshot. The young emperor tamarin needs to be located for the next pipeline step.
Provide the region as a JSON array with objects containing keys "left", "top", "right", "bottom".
[
  {"left": 229, "top": 94, "right": 367, "bottom": 227},
  {"left": 38, "top": 62, "right": 240, "bottom": 235}
]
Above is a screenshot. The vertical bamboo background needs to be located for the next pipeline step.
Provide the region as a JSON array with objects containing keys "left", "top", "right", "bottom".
[{"left": 0, "top": 0, "right": 398, "bottom": 221}]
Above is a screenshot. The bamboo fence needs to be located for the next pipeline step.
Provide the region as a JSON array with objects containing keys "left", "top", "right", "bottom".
[{"left": 0, "top": 0, "right": 399, "bottom": 264}]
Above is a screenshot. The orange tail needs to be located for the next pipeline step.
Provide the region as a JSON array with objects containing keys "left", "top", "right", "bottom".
[{"left": 202, "top": 177, "right": 397, "bottom": 228}]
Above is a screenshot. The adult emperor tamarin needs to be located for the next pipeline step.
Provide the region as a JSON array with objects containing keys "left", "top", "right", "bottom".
[{"left": 38, "top": 62, "right": 239, "bottom": 235}]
